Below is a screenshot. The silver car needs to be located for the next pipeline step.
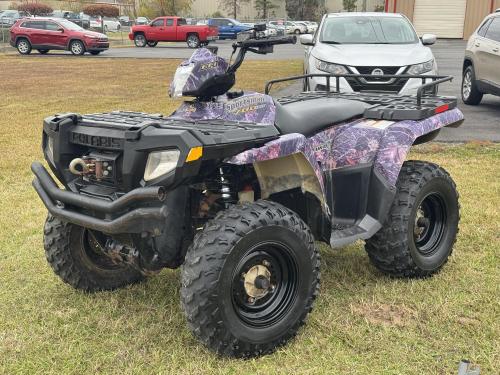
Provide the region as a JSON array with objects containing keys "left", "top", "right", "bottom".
[
  {"left": 462, "top": 11, "right": 500, "bottom": 105},
  {"left": 301, "top": 12, "right": 437, "bottom": 95}
]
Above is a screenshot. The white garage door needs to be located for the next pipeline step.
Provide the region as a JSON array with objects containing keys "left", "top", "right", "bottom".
[{"left": 412, "top": 0, "right": 467, "bottom": 38}]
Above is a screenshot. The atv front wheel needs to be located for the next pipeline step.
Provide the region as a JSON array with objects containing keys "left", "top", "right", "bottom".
[
  {"left": 181, "top": 200, "right": 320, "bottom": 358},
  {"left": 365, "top": 161, "right": 459, "bottom": 278},
  {"left": 43, "top": 214, "right": 145, "bottom": 291}
]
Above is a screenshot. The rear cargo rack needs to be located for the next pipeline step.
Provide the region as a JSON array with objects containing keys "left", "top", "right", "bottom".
[{"left": 266, "top": 74, "right": 457, "bottom": 121}]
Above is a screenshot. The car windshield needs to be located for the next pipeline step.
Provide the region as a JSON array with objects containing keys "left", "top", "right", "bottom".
[
  {"left": 58, "top": 19, "right": 84, "bottom": 31},
  {"left": 1, "top": 10, "right": 17, "bottom": 18},
  {"left": 320, "top": 16, "right": 418, "bottom": 44}
]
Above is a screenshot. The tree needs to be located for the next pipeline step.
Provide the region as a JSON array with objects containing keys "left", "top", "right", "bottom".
[
  {"left": 138, "top": 0, "right": 192, "bottom": 18},
  {"left": 219, "top": 0, "right": 250, "bottom": 19},
  {"left": 83, "top": 4, "right": 119, "bottom": 18},
  {"left": 16, "top": 2, "right": 53, "bottom": 16},
  {"left": 286, "top": 0, "right": 321, "bottom": 21},
  {"left": 343, "top": 0, "right": 357, "bottom": 12},
  {"left": 254, "top": 0, "right": 278, "bottom": 20}
]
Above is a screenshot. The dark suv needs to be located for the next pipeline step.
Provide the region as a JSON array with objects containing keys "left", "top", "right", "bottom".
[{"left": 10, "top": 18, "right": 109, "bottom": 55}]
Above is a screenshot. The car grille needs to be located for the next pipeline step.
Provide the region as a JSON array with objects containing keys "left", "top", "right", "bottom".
[
  {"left": 346, "top": 66, "right": 408, "bottom": 93},
  {"left": 353, "top": 66, "right": 401, "bottom": 75}
]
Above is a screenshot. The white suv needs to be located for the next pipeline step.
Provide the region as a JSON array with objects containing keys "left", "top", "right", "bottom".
[
  {"left": 462, "top": 11, "right": 500, "bottom": 105},
  {"left": 301, "top": 13, "right": 437, "bottom": 95}
]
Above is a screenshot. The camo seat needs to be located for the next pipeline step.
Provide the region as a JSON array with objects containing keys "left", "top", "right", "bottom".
[{"left": 274, "top": 98, "right": 371, "bottom": 136}]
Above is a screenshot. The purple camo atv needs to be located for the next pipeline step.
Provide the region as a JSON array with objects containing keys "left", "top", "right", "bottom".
[{"left": 32, "top": 26, "right": 463, "bottom": 358}]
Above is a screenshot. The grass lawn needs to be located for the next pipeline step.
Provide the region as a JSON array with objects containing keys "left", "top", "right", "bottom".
[{"left": 0, "top": 56, "right": 498, "bottom": 374}]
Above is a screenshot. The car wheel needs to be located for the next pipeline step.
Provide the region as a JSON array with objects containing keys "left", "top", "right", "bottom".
[
  {"left": 104, "top": 25, "right": 108, "bottom": 33},
  {"left": 117, "top": 24, "right": 121, "bottom": 31},
  {"left": 16, "top": 38, "right": 32, "bottom": 55},
  {"left": 462, "top": 65, "right": 483, "bottom": 105},
  {"left": 90, "top": 51, "right": 101, "bottom": 55},
  {"left": 186, "top": 34, "right": 200, "bottom": 48},
  {"left": 294, "top": 29, "right": 301, "bottom": 35},
  {"left": 69, "top": 40, "right": 85, "bottom": 55},
  {"left": 147, "top": 41, "right": 158, "bottom": 47},
  {"left": 37, "top": 49, "right": 49, "bottom": 55},
  {"left": 134, "top": 33, "right": 147, "bottom": 47}
]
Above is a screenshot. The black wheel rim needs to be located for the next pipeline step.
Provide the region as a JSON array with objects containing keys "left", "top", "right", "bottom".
[
  {"left": 413, "top": 193, "right": 447, "bottom": 256},
  {"left": 80, "top": 229, "right": 124, "bottom": 270},
  {"left": 231, "top": 241, "right": 299, "bottom": 328}
]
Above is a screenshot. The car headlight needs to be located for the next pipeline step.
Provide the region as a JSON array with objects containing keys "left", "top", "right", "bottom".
[
  {"left": 407, "top": 59, "right": 435, "bottom": 75},
  {"left": 314, "top": 58, "right": 349, "bottom": 75},
  {"left": 45, "top": 136, "right": 55, "bottom": 166},
  {"left": 144, "top": 150, "right": 180, "bottom": 181}
]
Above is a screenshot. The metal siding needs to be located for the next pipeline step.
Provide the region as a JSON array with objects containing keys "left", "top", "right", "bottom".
[
  {"left": 412, "top": 0, "right": 467, "bottom": 38},
  {"left": 463, "top": 0, "right": 492, "bottom": 40}
]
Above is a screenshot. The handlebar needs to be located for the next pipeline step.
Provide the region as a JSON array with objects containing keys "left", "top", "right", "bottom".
[
  {"left": 235, "top": 35, "right": 297, "bottom": 49},
  {"left": 227, "top": 35, "right": 296, "bottom": 74}
]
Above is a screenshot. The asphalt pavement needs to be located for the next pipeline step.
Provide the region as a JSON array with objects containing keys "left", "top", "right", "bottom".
[{"left": 2, "top": 39, "right": 498, "bottom": 141}]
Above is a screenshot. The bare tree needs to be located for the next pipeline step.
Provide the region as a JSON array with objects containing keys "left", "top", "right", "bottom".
[{"left": 219, "top": 0, "right": 250, "bottom": 19}]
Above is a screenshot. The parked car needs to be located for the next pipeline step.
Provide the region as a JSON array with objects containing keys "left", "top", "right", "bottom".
[
  {"left": 462, "top": 11, "right": 500, "bottom": 105},
  {"left": 269, "top": 20, "right": 306, "bottom": 35},
  {"left": 10, "top": 17, "right": 108, "bottom": 55},
  {"left": 119, "top": 16, "right": 133, "bottom": 26},
  {"left": 301, "top": 12, "right": 437, "bottom": 94},
  {"left": 207, "top": 18, "right": 252, "bottom": 39},
  {"left": 295, "top": 21, "right": 314, "bottom": 33},
  {"left": 302, "top": 21, "right": 318, "bottom": 33},
  {"left": 50, "top": 10, "right": 90, "bottom": 29},
  {"left": 267, "top": 23, "right": 285, "bottom": 36},
  {"left": 129, "top": 16, "right": 218, "bottom": 48},
  {"left": 135, "top": 17, "right": 150, "bottom": 25},
  {"left": 0, "top": 10, "right": 30, "bottom": 27}
]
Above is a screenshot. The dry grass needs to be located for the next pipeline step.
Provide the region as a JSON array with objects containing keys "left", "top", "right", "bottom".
[{"left": 0, "top": 55, "right": 499, "bottom": 374}]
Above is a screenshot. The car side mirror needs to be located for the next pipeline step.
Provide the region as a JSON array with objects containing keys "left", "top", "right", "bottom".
[
  {"left": 300, "top": 34, "right": 314, "bottom": 46},
  {"left": 421, "top": 33, "right": 436, "bottom": 45},
  {"left": 58, "top": 28, "right": 64, "bottom": 33}
]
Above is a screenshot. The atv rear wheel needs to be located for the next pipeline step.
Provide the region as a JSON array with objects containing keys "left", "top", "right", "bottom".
[
  {"left": 365, "top": 161, "right": 459, "bottom": 278},
  {"left": 43, "top": 214, "right": 145, "bottom": 291},
  {"left": 180, "top": 200, "right": 320, "bottom": 358}
]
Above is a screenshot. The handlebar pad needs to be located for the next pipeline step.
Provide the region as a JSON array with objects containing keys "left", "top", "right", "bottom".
[{"left": 237, "top": 35, "right": 297, "bottom": 48}]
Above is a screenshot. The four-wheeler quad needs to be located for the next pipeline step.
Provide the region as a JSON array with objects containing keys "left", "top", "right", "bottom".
[{"left": 32, "top": 25, "right": 464, "bottom": 358}]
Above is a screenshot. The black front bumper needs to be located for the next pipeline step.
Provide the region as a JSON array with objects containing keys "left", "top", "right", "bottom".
[{"left": 32, "top": 162, "right": 167, "bottom": 234}]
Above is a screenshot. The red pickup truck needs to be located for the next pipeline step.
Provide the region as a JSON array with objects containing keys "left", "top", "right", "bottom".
[{"left": 129, "top": 17, "right": 218, "bottom": 48}]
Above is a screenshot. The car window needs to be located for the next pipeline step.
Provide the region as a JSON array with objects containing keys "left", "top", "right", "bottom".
[
  {"left": 484, "top": 17, "right": 500, "bottom": 42},
  {"left": 57, "top": 19, "right": 84, "bottom": 31},
  {"left": 477, "top": 18, "right": 492, "bottom": 37},
  {"left": 152, "top": 19, "right": 164, "bottom": 27},
  {"left": 22, "top": 21, "right": 45, "bottom": 30},
  {"left": 45, "top": 21, "right": 61, "bottom": 31},
  {"left": 320, "top": 16, "right": 418, "bottom": 44},
  {"left": 177, "top": 18, "right": 186, "bottom": 26},
  {"left": 166, "top": 18, "right": 174, "bottom": 26}
]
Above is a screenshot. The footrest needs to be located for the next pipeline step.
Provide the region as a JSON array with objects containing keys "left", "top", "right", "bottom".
[{"left": 330, "top": 215, "right": 382, "bottom": 248}]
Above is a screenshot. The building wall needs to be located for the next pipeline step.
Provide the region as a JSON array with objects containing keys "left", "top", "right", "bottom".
[{"left": 385, "top": 0, "right": 500, "bottom": 39}]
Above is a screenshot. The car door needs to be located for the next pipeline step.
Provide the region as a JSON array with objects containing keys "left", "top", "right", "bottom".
[
  {"left": 21, "top": 20, "right": 46, "bottom": 46},
  {"left": 218, "top": 19, "right": 231, "bottom": 38},
  {"left": 44, "top": 20, "right": 68, "bottom": 49},
  {"left": 163, "top": 18, "right": 177, "bottom": 41},
  {"left": 149, "top": 18, "right": 165, "bottom": 40},
  {"left": 480, "top": 16, "right": 500, "bottom": 87}
]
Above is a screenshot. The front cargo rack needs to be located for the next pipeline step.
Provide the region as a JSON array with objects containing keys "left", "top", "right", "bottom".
[
  {"left": 267, "top": 74, "right": 457, "bottom": 121},
  {"left": 79, "top": 111, "right": 280, "bottom": 145}
]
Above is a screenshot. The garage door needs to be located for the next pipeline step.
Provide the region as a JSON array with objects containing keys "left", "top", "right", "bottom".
[{"left": 412, "top": 0, "right": 467, "bottom": 38}]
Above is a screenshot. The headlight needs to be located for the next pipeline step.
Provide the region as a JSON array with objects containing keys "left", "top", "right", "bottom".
[
  {"left": 314, "top": 58, "right": 349, "bottom": 75},
  {"left": 407, "top": 59, "right": 435, "bottom": 75},
  {"left": 45, "top": 136, "right": 55, "bottom": 166},
  {"left": 169, "top": 64, "right": 194, "bottom": 98},
  {"left": 144, "top": 150, "right": 180, "bottom": 181}
]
